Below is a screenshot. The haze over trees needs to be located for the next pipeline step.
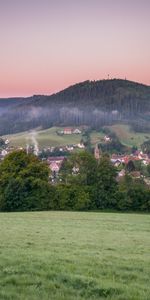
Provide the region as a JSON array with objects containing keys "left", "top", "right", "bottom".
[{"left": 0, "top": 79, "right": 150, "bottom": 135}]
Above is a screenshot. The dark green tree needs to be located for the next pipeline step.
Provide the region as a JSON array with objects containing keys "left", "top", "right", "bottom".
[
  {"left": 0, "top": 138, "right": 5, "bottom": 148},
  {"left": 147, "top": 164, "right": 150, "bottom": 177},
  {"left": 126, "top": 160, "right": 135, "bottom": 173},
  {"left": 141, "top": 140, "right": 150, "bottom": 154},
  {"left": 55, "top": 184, "right": 90, "bottom": 211},
  {"left": 0, "top": 150, "right": 51, "bottom": 211},
  {"left": 96, "top": 154, "right": 118, "bottom": 209},
  {"left": 60, "top": 151, "right": 97, "bottom": 186}
]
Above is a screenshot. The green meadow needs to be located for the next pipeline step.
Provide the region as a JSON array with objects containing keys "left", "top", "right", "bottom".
[
  {"left": 3, "top": 124, "right": 150, "bottom": 149},
  {"left": 3, "top": 127, "right": 82, "bottom": 148},
  {"left": 0, "top": 211, "right": 149, "bottom": 300},
  {"left": 106, "top": 124, "right": 150, "bottom": 147}
]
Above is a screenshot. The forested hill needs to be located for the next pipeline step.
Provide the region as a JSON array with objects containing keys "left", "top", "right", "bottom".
[{"left": 0, "top": 79, "right": 150, "bottom": 135}]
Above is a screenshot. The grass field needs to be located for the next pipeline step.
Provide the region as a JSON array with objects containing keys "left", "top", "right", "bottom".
[
  {"left": 106, "top": 124, "right": 150, "bottom": 147},
  {"left": 90, "top": 131, "right": 105, "bottom": 145},
  {"left": 3, "top": 124, "right": 150, "bottom": 149},
  {"left": 0, "top": 211, "right": 149, "bottom": 300},
  {"left": 3, "top": 127, "right": 82, "bottom": 148}
]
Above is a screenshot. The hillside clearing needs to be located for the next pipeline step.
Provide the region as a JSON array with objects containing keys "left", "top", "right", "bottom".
[
  {"left": 106, "top": 124, "right": 150, "bottom": 147},
  {"left": 2, "top": 124, "right": 150, "bottom": 149},
  {"left": 2, "top": 127, "right": 82, "bottom": 148}
]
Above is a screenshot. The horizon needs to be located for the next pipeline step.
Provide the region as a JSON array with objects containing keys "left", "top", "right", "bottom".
[
  {"left": 0, "top": 77, "right": 149, "bottom": 99},
  {"left": 0, "top": 0, "right": 150, "bottom": 97}
]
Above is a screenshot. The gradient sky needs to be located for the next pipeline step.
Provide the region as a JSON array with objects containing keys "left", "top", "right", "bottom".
[{"left": 0, "top": 0, "right": 150, "bottom": 97}]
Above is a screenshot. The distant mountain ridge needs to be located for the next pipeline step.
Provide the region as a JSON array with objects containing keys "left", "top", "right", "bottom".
[{"left": 0, "top": 79, "right": 150, "bottom": 135}]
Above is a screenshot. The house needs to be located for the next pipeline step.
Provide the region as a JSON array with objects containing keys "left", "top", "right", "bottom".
[
  {"left": 116, "top": 169, "right": 126, "bottom": 181},
  {"left": 1, "top": 149, "right": 8, "bottom": 157},
  {"left": 66, "top": 145, "right": 74, "bottom": 151},
  {"left": 142, "top": 160, "right": 149, "bottom": 166},
  {"left": 73, "top": 128, "right": 82, "bottom": 134},
  {"left": 77, "top": 143, "right": 85, "bottom": 149},
  {"left": 72, "top": 166, "right": 79, "bottom": 174},
  {"left": 47, "top": 156, "right": 65, "bottom": 165},
  {"left": 63, "top": 128, "right": 72, "bottom": 135},
  {"left": 118, "top": 169, "right": 126, "bottom": 177},
  {"left": 114, "top": 159, "right": 122, "bottom": 167},
  {"left": 47, "top": 156, "right": 66, "bottom": 172},
  {"left": 5, "top": 139, "right": 9, "bottom": 145},
  {"left": 104, "top": 135, "right": 111, "bottom": 142},
  {"left": 49, "top": 162, "right": 60, "bottom": 173}
]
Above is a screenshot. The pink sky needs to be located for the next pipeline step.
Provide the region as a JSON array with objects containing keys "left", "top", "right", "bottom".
[{"left": 0, "top": 0, "right": 150, "bottom": 97}]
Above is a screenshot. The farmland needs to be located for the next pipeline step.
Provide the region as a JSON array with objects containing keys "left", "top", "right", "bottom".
[
  {"left": 106, "top": 124, "right": 150, "bottom": 147},
  {"left": 3, "top": 127, "right": 82, "bottom": 148},
  {"left": 3, "top": 124, "right": 150, "bottom": 150},
  {"left": 0, "top": 211, "right": 149, "bottom": 300},
  {"left": 90, "top": 124, "right": 150, "bottom": 148}
]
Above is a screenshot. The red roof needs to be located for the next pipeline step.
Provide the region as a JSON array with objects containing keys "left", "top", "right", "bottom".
[
  {"left": 64, "top": 128, "right": 72, "bottom": 131},
  {"left": 47, "top": 156, "right": 65, "bottom": 162}
]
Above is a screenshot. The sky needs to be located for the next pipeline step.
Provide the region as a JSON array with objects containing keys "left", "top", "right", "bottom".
[{"left": 0, "top": 0, "right": 150, "bottom": 97}]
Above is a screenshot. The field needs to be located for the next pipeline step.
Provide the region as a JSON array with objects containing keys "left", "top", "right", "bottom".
[
  {"left": 3, "top": 127, "right": 82, "bottom": 148},
  {"left": 3, "top": 124, "right": 150, "bottom": 149},
  {"left": 106, "top": 124, "right": 150, "bottom": 147},
  {"left": 91, "top": 124, "right": 150, "bottom": 148},
  {"left": 0, "top": 211, "right": 149, "bottom": 300},
  {"left": 90, "top": 131, "right": 105, "bottom": 145}
]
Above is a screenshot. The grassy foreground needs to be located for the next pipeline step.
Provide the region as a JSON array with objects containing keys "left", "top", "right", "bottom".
[{"left": 0, "top": 212, "right": 149, "bottom": 300}]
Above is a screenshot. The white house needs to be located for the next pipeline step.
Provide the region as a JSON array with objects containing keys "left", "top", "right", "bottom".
[
  {"left": 1, "top": 149, "right": 8, "bottom": 157},
  {"left": 73, "top": 128, "right": 82, "bottom": 134}
]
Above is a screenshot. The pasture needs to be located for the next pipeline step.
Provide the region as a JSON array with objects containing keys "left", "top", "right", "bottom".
[
  {"left": 106, "top": 124, "right": 150, "bottom": 147},
  {"left": 0, "top": 211, "right": 149, "bottom": 300},
  {"left": 3, "top": 127, "right": 82, "bottom": 148},
  {"left": 3, "top": 124, "right": 150, "bottom": 149}
]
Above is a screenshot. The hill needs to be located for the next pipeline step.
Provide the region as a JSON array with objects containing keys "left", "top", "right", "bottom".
[{"left": 0, "top": 79, "right": 150, "bottom": 135}]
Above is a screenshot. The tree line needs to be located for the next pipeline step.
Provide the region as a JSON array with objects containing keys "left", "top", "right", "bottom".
[{"left": 0, "top": 150, "right": 149, "bottom": 212}]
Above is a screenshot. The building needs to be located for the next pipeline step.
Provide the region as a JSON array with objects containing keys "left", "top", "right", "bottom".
[
  {"left": 47, "top": 156, "right": 66, "bottom": 172},
  {"left": 73, "top": 128, "right": 82, "bottom": 134},
  {"left": 77, "top": 143, "right": 85, "bottom": 149},
  {"left": 104, "top": 135, "right": 111, "bottom": 142},
  {"left": 49, "top": 162, "right": 60, "bottom": 173},
  {"left": 63, "top": 128, "right": 72, "bottom": 135},
  {"left": 1, "top": 149, "right": 8, "bottom": 157},
  {"left": 94, "top": 144, "right": 100, "bottom": 160}
]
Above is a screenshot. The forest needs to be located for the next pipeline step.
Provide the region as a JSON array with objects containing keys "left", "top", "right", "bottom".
[{"left": 0, "top": 79, "right": 150, "bottom": 135}]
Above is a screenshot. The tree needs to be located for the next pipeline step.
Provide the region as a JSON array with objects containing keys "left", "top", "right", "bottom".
[
  {"left": 147, "top": 164, "right": 150, "bottom": 177},
  {"left": 96, "top": 154, "right": 118, "bottom": 209},
  {"left": 126, "top": 160, "right": 135, "bottom": 173},
  {"left": 118, "top": 175, "right": 150, "bottom": 211},
  {"left": 0, "top": 150, "right": 51, "bottom": 211},
  {"left": 55, "top": 184, "right": 90, "bottom": 211},
  {"left": 60, "top": 151, "right": 97, "bottom": 186},
  {"left": 118, "top": 174, "right": 134, "bottom": 210},
  {"left": 141, "top": 140, "right": 150, "bottom": 154},
  {"left": 0, "top": 138, "right": 5, "bottom": 148}
]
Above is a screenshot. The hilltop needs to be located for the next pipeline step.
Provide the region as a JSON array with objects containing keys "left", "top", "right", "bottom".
[{"left": 0, "top": 79, "right": 150, "bottom": 135}]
